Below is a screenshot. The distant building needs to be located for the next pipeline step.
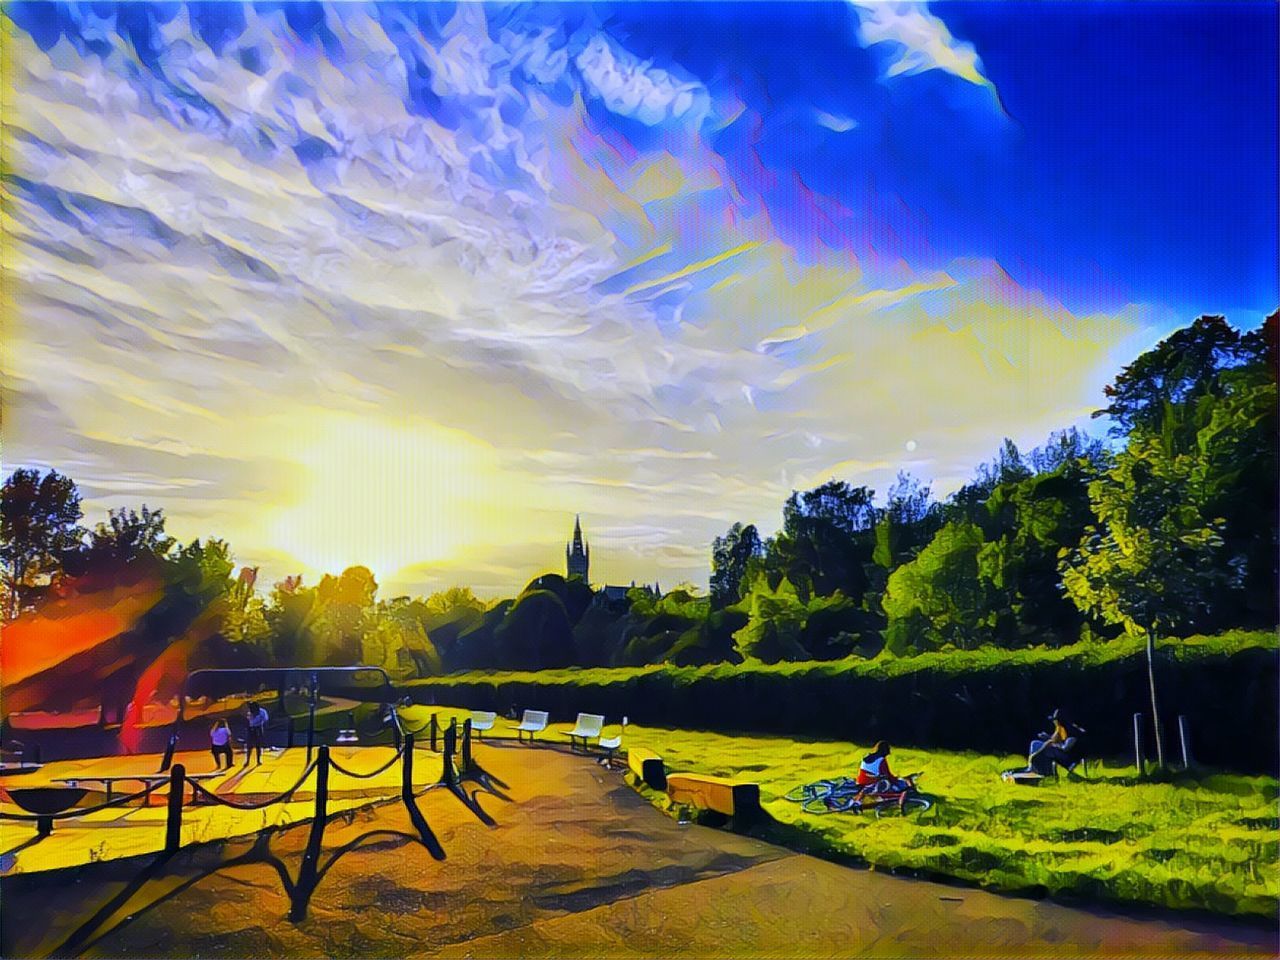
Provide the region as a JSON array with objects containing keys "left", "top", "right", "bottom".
[
  {"left": 566, "top": 514, "right": 590, "bottom": 582},
  {"left": 565, "top": 516, "right": 660, "bottom": 602}
]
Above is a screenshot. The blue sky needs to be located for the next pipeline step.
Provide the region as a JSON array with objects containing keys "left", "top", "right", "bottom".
[{"left": 4, "top": 2, "right": 1276, "bottom": 594}]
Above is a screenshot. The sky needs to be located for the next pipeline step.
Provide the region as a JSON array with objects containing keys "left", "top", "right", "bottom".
[{"left": 2, "top": 1, "right": 1276, "bottom": 597}]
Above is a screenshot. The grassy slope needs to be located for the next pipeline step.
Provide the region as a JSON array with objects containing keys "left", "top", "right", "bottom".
[
  {"left": 399, "top": 704, "right": 1279, "bottom": 921},
  {"left": 626, "top": 726, "right": 1280, "bottom": 921}
]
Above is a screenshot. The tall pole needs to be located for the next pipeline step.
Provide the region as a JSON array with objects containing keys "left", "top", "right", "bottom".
[{"left": 306, "top": 672, "right": 318, "bottom": 765}]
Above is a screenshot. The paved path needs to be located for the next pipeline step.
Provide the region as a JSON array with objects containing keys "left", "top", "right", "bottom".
[{"left": 1, "top": 744, "right": 1272, "bottom": 958}]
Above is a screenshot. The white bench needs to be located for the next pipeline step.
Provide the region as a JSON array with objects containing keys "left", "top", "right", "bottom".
[
  {"left": 597, "top": 717, "right": 628, "bottom": 769},
  {"left": 568, "top": 713, "right": 605, "bottom": 752},
  {"left": 515, "top": 710, "right": 549, "bottom": 743},
  {"left": 470, "top": 711, "right": 497, "bottom": 739}
]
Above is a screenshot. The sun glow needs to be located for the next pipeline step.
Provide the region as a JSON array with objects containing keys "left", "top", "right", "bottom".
[{"left": 268, "top": 416, "right": 545, "bottom": 584}]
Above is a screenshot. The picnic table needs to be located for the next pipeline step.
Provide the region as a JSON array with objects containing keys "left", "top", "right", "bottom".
[{"left": 53, "top": 772, "right": 222, "bottom": 804}]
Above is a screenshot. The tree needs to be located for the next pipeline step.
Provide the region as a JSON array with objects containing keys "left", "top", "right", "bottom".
[
  {"left": 85, "top": 506, "right": 176, "bottom": 566},
  {"left": 1092, "top": 315, "right": 1244, "bottom": 443},
  {"left": 1060, "top": 438, "right": 1233, "bottom": 768},
  {"left": 1, "top": 468, "right": 84, "bottom": 619},
  {"left": 881, "top": 521, "right": 995, "bottom": 654},
  {"left": 710, "top": 522, "right": 763, "bottom": 608},
  {"left": 772, "top": 481, "right": 878, "bottom": 600},
  {"left": 1027, "top": 428, "right": 1109, "bottom": 475}
]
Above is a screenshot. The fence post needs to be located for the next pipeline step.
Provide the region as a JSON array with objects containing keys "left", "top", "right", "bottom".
[
  {"left": 1132, "top": 712, "right": 1145, "bottom": 777},
  {"left": 1178, "top": 715, "right": 1193, "bottom": 770},
  {"left": 290, "top": 745, "right": 329, "bottom": 922},
  {"left": 401, "top": 733, "right": 415, "bottom": 800},
  {"left": 165, "top": 763, "right": 186, "bottom": 854},
  {"left": 429, "top": 713, "right": 439, "bottom": 752},
  {"left": 461, "top": 718, "right": 473, "bottom": 772},
  {"left": 441, "top": 720, "right": 457, "bottom": 786},
  {"left": 159, "top": 734, "right": 178, "bottom": 773}
]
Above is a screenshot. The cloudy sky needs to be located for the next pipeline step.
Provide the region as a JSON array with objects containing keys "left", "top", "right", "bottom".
[{"left": 3, "top": 1, "right": 1276, "bottom": 597}]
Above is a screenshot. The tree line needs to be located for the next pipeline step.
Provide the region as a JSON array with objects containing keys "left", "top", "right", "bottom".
[{"left": 1, "top": 313, "right": 1275, "bottom": 712}]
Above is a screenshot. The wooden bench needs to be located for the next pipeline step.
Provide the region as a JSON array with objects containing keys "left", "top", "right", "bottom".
[
  {"left": 626, "top": 748, "right": 666, "bottom": 790},
  {"left": 665, "top": 773, "right": 761, "bottom": 820}
]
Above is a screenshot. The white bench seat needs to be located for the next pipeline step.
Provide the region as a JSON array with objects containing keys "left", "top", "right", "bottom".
[
  {"left": 515, "top": 710, "right": 549, "bottom": 743},
  {"left": 469, "top": 711, "right": 497, "bottom": 738},
  {"left": 568, "top": 713, "right": 605, "bottom": 752}
]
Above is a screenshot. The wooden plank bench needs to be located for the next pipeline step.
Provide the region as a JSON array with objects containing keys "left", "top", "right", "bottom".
[
  {"left": 665, "top": 773, "right": 761, "bottom": 821},
  {"left": 626, "top": 748, "right": 666, "bottom": 790}
]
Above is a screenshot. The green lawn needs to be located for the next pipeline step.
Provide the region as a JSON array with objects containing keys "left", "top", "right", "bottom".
[
  {"left": 624, "top": 725, "right": 1279, "bottom": 921},
  {"left": 401, "top": 704, "right": 1278, "bottom": 921}
]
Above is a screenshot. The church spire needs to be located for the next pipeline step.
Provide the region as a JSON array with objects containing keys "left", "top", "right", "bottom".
[{"left": 567, "top": 514, "right": 590, "bottom": 583}]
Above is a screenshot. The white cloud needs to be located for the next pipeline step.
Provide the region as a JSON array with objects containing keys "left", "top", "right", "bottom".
[
  {"left": 847, "top": 0, "right": 995, "bottom": 92},
  {"left": 574, "top": 34, "right": 710, "bottom": 127},
  {"left": 814, "top": 110, "right": 859, "bottom": 133}
]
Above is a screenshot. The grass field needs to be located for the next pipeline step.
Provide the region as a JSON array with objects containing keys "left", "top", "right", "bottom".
[
  {"left": 397, "top": 705, "right": 1278, "bottom": 921},
  {"left": 623, "top": 726, "right": 1280, "bottom": 921}
]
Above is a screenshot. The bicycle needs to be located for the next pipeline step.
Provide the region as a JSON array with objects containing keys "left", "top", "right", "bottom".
[{"left": 784, "top": 773, "right": 932, "bottom": 816}]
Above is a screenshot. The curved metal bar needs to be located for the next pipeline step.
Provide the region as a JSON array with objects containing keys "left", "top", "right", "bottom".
[
  {"left": 187, "top": 761, "right": 318, "bottom": 810},
  {"left": 0, "top": 786, "right": 153, "bottom": 822},
  {"left": 328, "top": 746, "right": 405, "bottom": 780}
]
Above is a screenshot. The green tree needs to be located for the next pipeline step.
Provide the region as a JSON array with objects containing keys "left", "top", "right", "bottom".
[
  {"left": 770, "top": 481, "right": 878, "bottom": 601},
  {"left": 85, "top": 506, "right": 176, "bottom": 566},
  {"left": 710, "top": 522, "right": 763, "bottom": 608},
  {"left": 1, "top": 468, "right": 84, "bottom": 619},
  {"left": 881, "top": 521, "right": 995, "bottom": 654},
  {"left": 1060, "top": 438, "right": 1233, "bottom": 768},
  {"left": 1092, "top": 314, "right": 1246, "bottom": 444}
]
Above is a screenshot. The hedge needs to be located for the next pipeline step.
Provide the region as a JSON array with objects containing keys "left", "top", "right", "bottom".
[{"left": 395, "top": 630, "right": 1278, "bottom": 774}]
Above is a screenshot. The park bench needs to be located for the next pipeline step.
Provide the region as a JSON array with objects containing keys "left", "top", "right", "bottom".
[
  {"left": 469, "top": 711, "right": 497, "bottom": 739},
  {"left": 665, "top": 773, "right": 761, "bottom": 821},
  {"left": 627, "top": 747, "right": 666, "bottom": 790},
  {"left": 567, "top": 713, "right": 605, "bottom": 752},
  {"left": 515, "top": 710, "right": 549, "bottom": 744},
  {"left": 55, "top": 772, "right": 222, "bottom": 805},
  {"left": 597, "top": 718, "right": 628, "bottom": 769}
]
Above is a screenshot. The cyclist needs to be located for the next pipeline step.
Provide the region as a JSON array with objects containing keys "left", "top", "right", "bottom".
[{"left": 855, "top": 741, "right": 909, "bottom": 796}]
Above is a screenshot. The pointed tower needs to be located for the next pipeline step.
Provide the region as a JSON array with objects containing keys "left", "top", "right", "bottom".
[{"left": 566, "top": 514, "right": 590, "bottom": 583}]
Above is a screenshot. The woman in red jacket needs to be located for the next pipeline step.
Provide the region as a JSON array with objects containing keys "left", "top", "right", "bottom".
[{"left": 855, "top": 741, "right": 909, "bottom": 794}]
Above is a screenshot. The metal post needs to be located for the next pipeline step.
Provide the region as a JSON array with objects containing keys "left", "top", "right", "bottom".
[
  {"left": 1132, "top": 712, "right": 1145, "bottom": 777},
  {"left": 461, "top": 718, "right": 473, "bottom": 772},
  {"left": 402, "top": 732, "right": 415, "bottom": 799},
  {"left": 429, "top": 713, "right": 439, "bottom": 752},
  {"left": 306, "top": 673, "right": 318, "bottom": 765},
  {"left": 165, "top": 763, "right": 186, "bottom": 854},
  {"left": 441, "top": 720, "right": 457, "bottom": 786},
  {"left": 1178, "top": 715, "right": 1193, "bottom": 769},
  {"left": 290, "top": 745, "right": 329, "bottom": 922},
  {"left": 159, "top": 734, "right": 178, "bottom": 773}
]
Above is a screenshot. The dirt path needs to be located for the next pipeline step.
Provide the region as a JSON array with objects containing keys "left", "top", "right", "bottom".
[{"left": 2, "top": 744, "right": 1272, "bottom": 958}]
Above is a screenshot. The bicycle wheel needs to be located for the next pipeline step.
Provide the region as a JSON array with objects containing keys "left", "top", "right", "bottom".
[
  {"left": 874, "top": 795, "right": 932, "bottom": 818},
  {"left": 785, "top": 779, "right": 836, "bottom": 803}
]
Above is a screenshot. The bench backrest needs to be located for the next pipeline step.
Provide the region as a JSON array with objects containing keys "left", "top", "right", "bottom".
[
  {"left": 471, "top": 711, "right": 497, "bottom": 724},
  {"left": 574, "top": 713, "right": 605, "bottom": 736},
  {"left": 521, "top": 709, "right": 549, "bottom": 729}
]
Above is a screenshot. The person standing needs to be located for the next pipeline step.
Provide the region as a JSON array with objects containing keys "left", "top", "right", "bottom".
[
  {"left": 210, "top": 719, "right": 234, "bottom": 769},
  {"left": 244, "top": 702, "right": 269, "bottom": 765}
]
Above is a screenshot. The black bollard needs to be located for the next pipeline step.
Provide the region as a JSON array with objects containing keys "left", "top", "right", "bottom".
[
  {"left": 159, "top": 734, "right": 178, "bottom": 773},
  {"left": 290, "top": 745, "right": 330, "bottom": 922},
  {"left": 165, "top": 764, "right": 186, "bottom": 854},
  {"left": 429, "top": 713, "right": 439, "bottom": 752},
  {"left": 461, "top": 718, "right": 473, "bottom": 772}
]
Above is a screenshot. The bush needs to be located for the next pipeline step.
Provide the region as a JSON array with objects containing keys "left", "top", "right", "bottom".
[{"left": 402, "top": 629, "right": 1278, "bottom": 774}]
